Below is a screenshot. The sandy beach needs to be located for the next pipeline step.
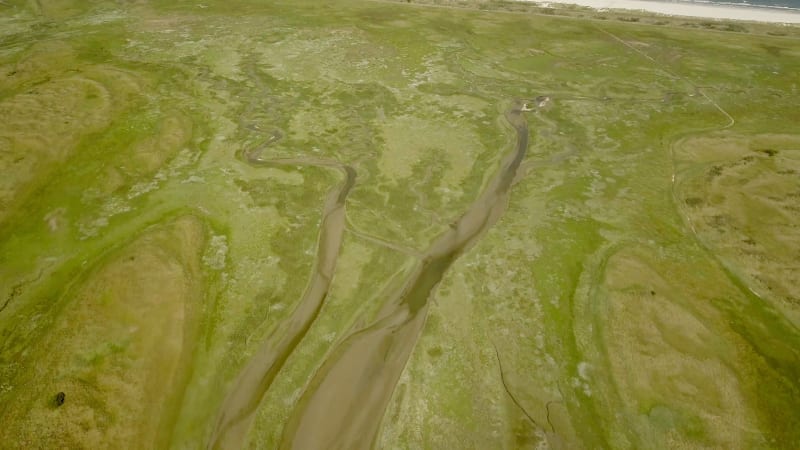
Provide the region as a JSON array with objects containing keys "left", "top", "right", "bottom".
[{"left": 526, "top": 0, "right": 800, "bottom": 23}]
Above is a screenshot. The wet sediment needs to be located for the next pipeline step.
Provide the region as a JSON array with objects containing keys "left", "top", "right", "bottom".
[
  {"left": 208, "top": 151, "right": 356, "bottom": 450},
  {"left": 277, "top": 100, "right": 531, "bottom": 449},
  {"left": 210, "top": 99, "right": 531, "bottom": 449}
]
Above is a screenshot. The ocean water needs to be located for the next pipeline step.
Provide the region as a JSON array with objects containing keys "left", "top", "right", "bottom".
[{"left": 683, "top": 0, "right": 800, "bottom": 11}]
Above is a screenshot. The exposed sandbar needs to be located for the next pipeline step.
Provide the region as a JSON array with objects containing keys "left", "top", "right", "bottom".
[{"left": 524, "top": 0, "right": 800, "bottom": 23}]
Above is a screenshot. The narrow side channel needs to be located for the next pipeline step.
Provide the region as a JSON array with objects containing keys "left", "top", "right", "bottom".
[
  {"left": 208, "top": 153, "right": 356, "bottom": 450},
  {"left": 278, "top": 99, "right": 532, "bottom": 450}
]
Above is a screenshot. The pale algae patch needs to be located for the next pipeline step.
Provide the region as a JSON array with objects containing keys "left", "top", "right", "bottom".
[
  {"left": 289, "top": 108, "right": 344, "bottom": 145},
  {"left": 0, "top": 14, "right": 34, "bottom": 39},
  {"left": 239, "top": 166, "right": 305, "bottom": 187},
  {"left": 255, "top": 28, "right": 395, "bottom": 84},
  {"left": 204, "top": 36, "right": 245, "bottom": 81},
  {"left": 378, "top": 115, "right": 479, "bottom": 188},
  {"left": 423, "top": 93, "right": 490, "bottom": 120},
  {"left": 324, "top": 238, "right": 371, "bottom": 302},
  {"left": 203, "top": 234, "right": 229, "bottom": 270}
]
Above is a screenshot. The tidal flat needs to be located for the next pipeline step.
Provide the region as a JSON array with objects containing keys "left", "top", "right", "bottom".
[{"left": 1, "top": 0, "right": 799, "bottom": 448}]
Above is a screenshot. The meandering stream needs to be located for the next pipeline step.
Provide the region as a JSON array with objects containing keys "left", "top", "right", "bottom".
[
  {"left": 210, "top": 99, "right": 532, "bottom": 449},
  {"left": 208, "top": 154, "right": 356, "bottom": 450}
]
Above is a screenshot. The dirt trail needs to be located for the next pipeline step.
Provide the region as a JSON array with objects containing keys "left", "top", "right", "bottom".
[{"left": 277, "top": 100, "right": 532, "bottom": 449}]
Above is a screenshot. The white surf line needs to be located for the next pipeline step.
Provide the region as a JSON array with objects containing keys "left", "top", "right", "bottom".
[{"left": 520, "top": 0, "right": 800, "bottom": 23}]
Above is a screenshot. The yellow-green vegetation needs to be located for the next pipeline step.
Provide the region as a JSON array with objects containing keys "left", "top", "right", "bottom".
[{"left": 1, "top": 0, "right": 799, "bottom": 448}]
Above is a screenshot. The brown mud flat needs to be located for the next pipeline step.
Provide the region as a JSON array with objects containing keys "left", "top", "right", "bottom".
[{"left": 208, "top": 152, "right": 356, "bottom": 449}]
